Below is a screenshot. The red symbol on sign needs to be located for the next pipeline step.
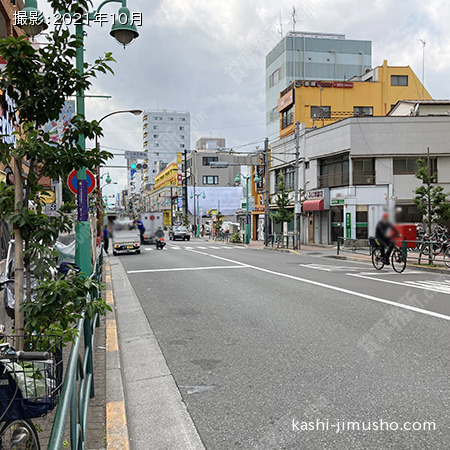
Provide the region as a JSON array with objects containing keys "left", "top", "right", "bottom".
[
  {"left": 149, "top": 215, "right": 155, "bottom": 221},
  {"left": 67, "top": 170, "right": 96, "bottom": 195}
]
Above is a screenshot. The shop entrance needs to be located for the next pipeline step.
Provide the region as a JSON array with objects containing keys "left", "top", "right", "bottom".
[{"left": 331, "top": 206, "right": 344, "bottom": 242}]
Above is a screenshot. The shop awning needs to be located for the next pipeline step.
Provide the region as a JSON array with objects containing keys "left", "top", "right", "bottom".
[{"left": 302, "top": 199, "right": 324, "bottom": 211}]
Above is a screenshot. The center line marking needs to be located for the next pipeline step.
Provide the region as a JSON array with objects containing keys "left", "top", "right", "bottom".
[
  {"left": 186, "top": 250, "right": 450, "bottom": 322},
  {"left": 127, "top": 265, "right": 248, "bottom": 274}
]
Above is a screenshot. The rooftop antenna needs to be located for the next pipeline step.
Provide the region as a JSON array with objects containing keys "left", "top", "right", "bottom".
[
  {"left": 420, "top": 39, "right": 426, "bottom": 100},
  {"left": 278, "top": 10, "right": 283, "bottom": 38},
  {"left": 292, "top": 5, "right": 296, "bottom": 32}
]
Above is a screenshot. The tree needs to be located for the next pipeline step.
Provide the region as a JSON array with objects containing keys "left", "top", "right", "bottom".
[
  {"left": 213, "top": 212, "right": 224, "bottom": 236},
  {"left": 0, "top": 0, "right": 114, "bottom": 346},
  {"left": 271, "top": 173, "right": 294, "bottom": 232},
  {"left": 413, "top": 152, "right": 450, "bottom": 263}
]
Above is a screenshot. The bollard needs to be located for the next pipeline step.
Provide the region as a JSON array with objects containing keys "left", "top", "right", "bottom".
[{"left": 337, "top": 237, "right": 340, "bottom": 255}]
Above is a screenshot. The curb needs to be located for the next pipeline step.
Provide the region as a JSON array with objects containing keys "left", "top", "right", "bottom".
[
  {"left": 329, "top": 254, "right": 450, "bottom": 275},
  {"left": 104, "top": 258, "right": 130, "bottom": 450}
]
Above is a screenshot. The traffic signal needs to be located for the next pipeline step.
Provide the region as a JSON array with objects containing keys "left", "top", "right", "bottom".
[
  {"left": 130, "top": 169, "right": 136, "bottom": 179},
  {"left": 130, "top": 163, "right": 137, "bottom": 170},
  {"left": 143, "top": 163, "right": 148, "bottom": 170}
]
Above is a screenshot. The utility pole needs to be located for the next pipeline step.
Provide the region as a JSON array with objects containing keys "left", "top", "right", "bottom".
[
  {"left": 184, "top": 149, "right": 188, "bottom": 216},
  {"left": 293, "top": 121, "right": 300, "bottom": 249},
  {"left": 264, "top": 138, "right": 270, "bottom": 246}
]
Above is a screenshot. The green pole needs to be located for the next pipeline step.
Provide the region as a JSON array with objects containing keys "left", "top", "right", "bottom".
[
  {"left": 196, "top": 196, "right": 200, "bottom": 238},
  {"left": 75, "top": 20, "right": 92, "bottom": 276},
  {"left": 245, "top": 177, "right": 249, "bottom": 244}
]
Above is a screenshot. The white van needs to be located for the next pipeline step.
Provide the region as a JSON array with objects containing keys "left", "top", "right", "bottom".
[{"left": 140, "top": 212, "right": 164, "bottom": 244}]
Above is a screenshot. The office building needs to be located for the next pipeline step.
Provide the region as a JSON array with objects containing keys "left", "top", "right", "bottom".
[
  {"left": 266, "top": 31, "right": 372, "bottom": 140},
  {"left": 142, "top": 109, "right": 190, "bottom": 188}
]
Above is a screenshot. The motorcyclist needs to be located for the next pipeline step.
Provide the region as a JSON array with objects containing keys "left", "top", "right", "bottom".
[{"left": 375, "top": 212, "right": 399, "bottom": 265}]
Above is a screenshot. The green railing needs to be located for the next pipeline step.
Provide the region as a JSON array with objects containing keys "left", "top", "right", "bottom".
[{"left": 48, "top": 252, "right": 103, "bottom": 450}]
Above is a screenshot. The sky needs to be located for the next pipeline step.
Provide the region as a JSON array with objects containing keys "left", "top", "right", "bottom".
[{"left": 36, "top": 0, "right": 450, "bottom": 196}]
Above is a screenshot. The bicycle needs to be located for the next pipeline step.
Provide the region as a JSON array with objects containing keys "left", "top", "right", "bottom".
[
  {"left": 370, "top": 237, "right": 407, "bottom": 273},
  {"left": 0, "top": 335, "right": 63, "bottom": 449}
]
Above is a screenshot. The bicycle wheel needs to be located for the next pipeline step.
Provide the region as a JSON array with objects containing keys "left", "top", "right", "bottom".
[
  {"left": 444, "top": 247, "right": 450, "bottom": 269},
  {"left": 0, "top": 419, "right": 40, "bottom": 449},
  {"left": 391, "top": 248, "right": 406, "bottom": 273},
  {"left": 372, "top": 248, "right": 385, "bottom": 270}
]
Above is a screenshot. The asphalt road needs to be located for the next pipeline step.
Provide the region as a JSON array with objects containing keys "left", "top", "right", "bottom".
[{"left": 118, "top": 239, "right": 450, "bottom": 449}]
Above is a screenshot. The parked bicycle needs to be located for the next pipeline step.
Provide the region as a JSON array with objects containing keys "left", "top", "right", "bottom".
[
  {"left": 370, "top": 237, "right": 407, "bottom": 273},
  {"left": 0, "top": 335, "right": 63, "bottom": 449}
]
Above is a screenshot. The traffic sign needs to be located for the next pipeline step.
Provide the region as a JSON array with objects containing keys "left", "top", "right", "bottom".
[
  {"left": 125, "top": 151, "right": 147, "bottom": 160},
  {"left": 67, "top": 170, "right": 96, "bottom": 195}
]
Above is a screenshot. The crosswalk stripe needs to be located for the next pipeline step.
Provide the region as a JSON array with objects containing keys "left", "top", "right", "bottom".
[{"left": 145, "top": 248, "right": 153, "bottom": 251}]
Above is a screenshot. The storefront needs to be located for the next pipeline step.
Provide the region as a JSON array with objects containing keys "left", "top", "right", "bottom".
[{"left": 302, "top": 189, "right": 330, "bottom": 244}]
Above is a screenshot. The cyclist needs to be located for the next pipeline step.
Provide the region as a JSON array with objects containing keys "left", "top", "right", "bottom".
[{"left": 375, "top": 212, "right": 399, "bottom": 265}]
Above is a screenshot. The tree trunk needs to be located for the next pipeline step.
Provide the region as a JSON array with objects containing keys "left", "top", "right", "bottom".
[{"left": 14, "top": 157, "right": 24, "bottom": 350}]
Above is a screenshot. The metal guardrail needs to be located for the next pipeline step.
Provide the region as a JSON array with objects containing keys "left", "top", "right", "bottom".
[
  {"left": 266, "top": 234, "right": 300, "bottom": 250},
  {"left": 48, "top": 251, "right": 103, "bottom": 449}
]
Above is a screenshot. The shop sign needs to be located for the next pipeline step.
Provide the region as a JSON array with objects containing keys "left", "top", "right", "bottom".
[
  {"left": 346, "top": 213, "right": 351, "bottom": 239},
  {"left": 331, "top": 198, "right": 345, "bottom": 206},
  {"left": 307, "top": 189, "right": 325, "bottom": 200},
  {"left": 277, "top": 89, "right": 294, "bottom": 112}
]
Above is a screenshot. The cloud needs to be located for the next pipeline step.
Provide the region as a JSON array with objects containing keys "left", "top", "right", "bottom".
[{"left": 35, "top": 0, "right": 450, "bottom": 196}]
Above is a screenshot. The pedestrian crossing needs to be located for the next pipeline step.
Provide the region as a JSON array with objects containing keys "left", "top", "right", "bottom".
[
  {"left": 403, "top": 279, "right": 450, "bottom": 295},
  {"left": 144, "top": 245, "right": 240, "bottom": 251}
]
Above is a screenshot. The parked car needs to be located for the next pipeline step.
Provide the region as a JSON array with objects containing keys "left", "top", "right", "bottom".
[{"left": 169, "top": 226, "right": 190, "bottom": 241}]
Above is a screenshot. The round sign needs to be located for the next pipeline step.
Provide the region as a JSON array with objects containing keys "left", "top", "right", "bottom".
[{"left": 67, "top": 170, "right": 96, "bottom": 195}]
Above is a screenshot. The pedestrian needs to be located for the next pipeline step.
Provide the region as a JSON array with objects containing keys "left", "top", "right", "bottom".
[
  {"left": 103, "top": 225, "right": 109, "bottom": 254},
  {"left": 201, "top": 224, "right": 205, "bottom": 237},
  {"left": 134, "top": 218, "right": 146, "bottom": 244}
]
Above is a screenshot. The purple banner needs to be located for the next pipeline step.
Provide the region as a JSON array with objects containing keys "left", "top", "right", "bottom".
[{"left": 78, "top": 179, "right": 89, "bottom": 221}]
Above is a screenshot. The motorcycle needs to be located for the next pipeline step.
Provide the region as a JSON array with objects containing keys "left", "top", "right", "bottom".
[{"left": 155, "top": 237, "right": 166, "bottom": 250}]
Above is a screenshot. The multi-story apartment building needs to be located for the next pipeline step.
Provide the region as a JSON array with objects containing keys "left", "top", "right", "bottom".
[
  {"left": 269, "top": 116, "right": 450, "bottom": 244},
  {"left": 266, "top": 31, "right": 372, "bottom": 140},
  {"left": 142, "top": 109, "right": 190, "bottom": 188},
  {"left": 278, "top": 60, "right": 431, "bottom": 138}
]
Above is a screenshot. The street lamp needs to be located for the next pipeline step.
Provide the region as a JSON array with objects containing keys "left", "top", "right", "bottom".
[
  {"left": 19, "top": 0, "right": 48, "bottom": 37},
  {"left": 235, "top": 170, "right": 260, "bottom": 244},
  {"left": 20, "top": 1, "right": 140, "bottom": 277},
  {"left": 190, "top": 191, "right": 206, "bottom": 238},
  {"left": 96, "top": 110, "right": 142, "bottom": 237}
]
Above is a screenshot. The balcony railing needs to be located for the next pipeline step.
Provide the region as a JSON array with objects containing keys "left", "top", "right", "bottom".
[
  {"left": 353, "top": 170, "right": 376, "bottom": 185},
  {"left": 318, "top": 172, "right": 349, "bottom": 188}
]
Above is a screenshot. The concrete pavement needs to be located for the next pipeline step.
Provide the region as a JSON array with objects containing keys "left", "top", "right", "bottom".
[{"left": 110, "top": 239, "right": 449, "bottom": 449}]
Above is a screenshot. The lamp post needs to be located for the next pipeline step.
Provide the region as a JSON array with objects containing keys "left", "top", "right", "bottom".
[
  {"left": 20, "top": 0, "right": 140, "bottom": 277},
  {"left": 96, "top": 110, "right": 142, "bottom": 237},
  {"left": 190, "top": 191, "right": 205, "bottom": 238},
  {"left": 235, "top": 170, "right": 260, "bottom": 244}
]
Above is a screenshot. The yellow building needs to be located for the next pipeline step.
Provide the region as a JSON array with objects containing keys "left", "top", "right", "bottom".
[
  {"left": 153, "top": 163, "right": 178, "bottom": 191},
  {"left": 278, "top": 60, "right": 432, "bottom": 138}
]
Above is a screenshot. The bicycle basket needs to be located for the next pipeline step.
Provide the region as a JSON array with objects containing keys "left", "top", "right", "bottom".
[{"left": 0, "top": 334, "right": 63, "bottom": 421}]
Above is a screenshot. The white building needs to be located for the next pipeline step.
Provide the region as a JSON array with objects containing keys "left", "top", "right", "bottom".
[
  {"left": 266, "top": 31, "right": 372, "bottom": 140},
  {"left": 142, "top": 109, "right": 190, "bottom": 188},
  {"left": 270, "top": 116, "right": 450, "bottom": 244}
]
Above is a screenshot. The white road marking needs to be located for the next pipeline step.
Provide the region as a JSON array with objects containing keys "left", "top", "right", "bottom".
[
  {"left": 145, "top": 248, "right": 153, "bottom": 251},
  {"left": 300, "top": 264, "right": 358, "bottom": 272},
  {"left": 349, "top": 273, "right": 450, "bottom": 296},
  {"left": 127, "top": 265, "right": 248, "bottom": 274},
  {"left": 186, "top": 250, "right": 450, "bottom": 322},
  {"left": 359, "top": 271, "right": 423, "bottom": 276}
]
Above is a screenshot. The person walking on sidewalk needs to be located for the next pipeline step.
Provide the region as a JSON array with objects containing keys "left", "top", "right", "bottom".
[{"left": 103, "top": 225, "right": 109, "bottom": 254}]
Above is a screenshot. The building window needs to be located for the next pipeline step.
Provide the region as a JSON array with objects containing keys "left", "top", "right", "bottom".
[
  {"left": 395, "top": 205, "right": 422, "bottom": 223},
  {"left": 353, "top": 106, "right": 374, "bottom": 117},
  {"left": 353, "top": 159, "right": 375, "bottom": 185},
  {"left": 391, "top": 75, "right": 408, "bottom": 86},
  {"left": 179, "top": 126, "right": 185, "bottom": 131},
  {"left": 180, "top": 117, "right": 186, "bottom": 121},
  {"left": 168, "top": 117, "right": 174, "bottom": 121},
  {"left": 311, "top": 106, "right": 331, "bottom": 119},
  {"left": 154, "top": 143, "right": 159, "bottom": 148},
  {"left": 275, "top": 167, "right": 294, "bottom": 191},
  {"left": 268, "top": 106, "right": 279, "bottom": 124},
  {"left": 153, "top": 125, "right": 159, "bottom": 130},
  {"left": 152, "top": 116, "right": 163, "bottom": 120},
  {"left": 203, "top": 175, "right": 219, "bottom": 185},
  {"left": 202, "top": 156, "right": 219, "bottom": 166},
  {"left": 180, "top": 144, "right": 185, "bottom": 148},
  {"left": 155, "top": 153, "right": 159, "bottom": 156},
  {"left": 393, "top": 157, "right": 437, "bottom": 175},
  {"left": 319, "top": 153, "right": 349, "bottom": 188},
  {"left": 180, "top": 135, "right": 185, "bottom": 139},
  {"left": 153, "top": 134, "right": 159, "bottom": 138},
  {"left": 281, "top": 106, "right": 294, "bottom": 129},
  {"left": 268, "top": 67, "right": 282, "bottom": 88}
]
